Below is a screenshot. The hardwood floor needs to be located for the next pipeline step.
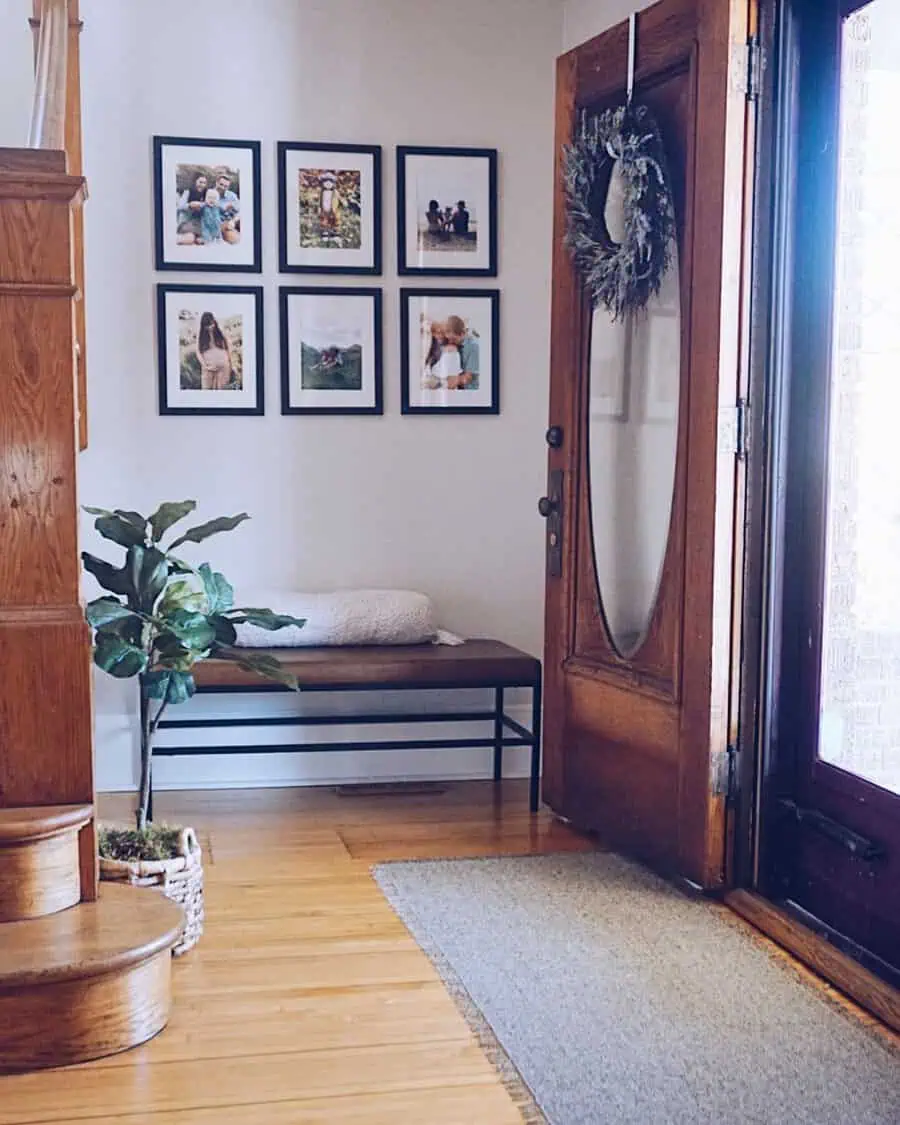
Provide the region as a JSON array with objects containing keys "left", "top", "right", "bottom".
[
  {"left": 0, "top": 780, "right": 594, "bottom": 1124},
  {"left": 1, "top": 779, "right": 895, "bottom": 1123}
]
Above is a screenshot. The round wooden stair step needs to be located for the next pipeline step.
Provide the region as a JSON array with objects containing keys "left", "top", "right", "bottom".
[
  {"left": 0, "top": 804, "right": 93, "bottom": 845},
  {"left": 0, "top": 883, "right": 184, "bottom": 1072},
  {"left": 0, "top": 804, "right": 94, "bottom": 923}
]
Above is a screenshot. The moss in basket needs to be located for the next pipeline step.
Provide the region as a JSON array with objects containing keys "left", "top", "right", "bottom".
[
  {"left": 99, "top": 824, "right": 184, "bottom": 863},
  {"left": 82, "top": 501, "right": 305, "bottom": 833}
]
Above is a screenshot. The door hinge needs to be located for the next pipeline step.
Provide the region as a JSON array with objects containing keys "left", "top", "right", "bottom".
[
  {"left": 736, "top": 398, "right": 749, "bottom": 461},
  {"left": 726, "top": 744, "right": 739, "bottom": 809},
  {"left": 745, "top": 34, "right": 761, "bottom": 102}
]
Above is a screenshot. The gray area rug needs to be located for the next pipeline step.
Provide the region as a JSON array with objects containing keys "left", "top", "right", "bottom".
[{"left": 374, "top": 853, "right": 900, "bottom": 1125}]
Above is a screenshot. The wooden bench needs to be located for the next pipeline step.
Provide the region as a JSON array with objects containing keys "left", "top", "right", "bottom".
[{"left": 152, "top": 639, "right": 542, "bottom": 815}]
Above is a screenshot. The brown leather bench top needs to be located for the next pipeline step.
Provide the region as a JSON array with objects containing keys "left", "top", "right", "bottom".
[{"left": 194, "top": 638, "right": 540, "bottom": 690}]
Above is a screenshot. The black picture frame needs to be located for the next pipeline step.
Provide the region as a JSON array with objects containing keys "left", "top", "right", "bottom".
[
  {"left": 156, "top": 283, "right": 265, "bottom": 416},
  {"left": 277, "top": 142, "right": 382, "bottom": 275},
  {"left": 397, "top": 146, "right": 498, "bottom": 277},
  {"left": 400, "top": 287, "right": 500, "bottom": 415},
  {"left": 280, "top": 286, "right": 384, "bottom": 416},
  {"left": 153, "top": 136, "right": 263, "bottom": 273}
]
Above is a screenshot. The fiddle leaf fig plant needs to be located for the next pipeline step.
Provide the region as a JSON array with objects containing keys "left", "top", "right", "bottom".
[{"left": 82, "top": 501, "right": 305, "bottom": 833}]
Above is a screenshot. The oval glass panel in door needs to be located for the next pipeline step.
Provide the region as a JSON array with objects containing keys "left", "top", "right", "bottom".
[{"left": 588, "top": 198, "right": 681, "bottom": 659}]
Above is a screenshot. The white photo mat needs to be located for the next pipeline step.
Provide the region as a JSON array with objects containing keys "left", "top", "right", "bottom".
[
  {"left": 399, "top": 148, "right": 496, "bottom": 275},
  {"left": 402, "top": 290, "right": 499, "bottom": 413},
  {"left": 279, "top": 145, "right": 380, "bottom": 273},
  {"left": 158, "top": 286, "right": 263, "bottom": 415},
  {"left": 155, "top": 138, "right": 260, "bottom": 271},
  {"left": 280, "top": 288, "right": 382, "bottom": 414}
]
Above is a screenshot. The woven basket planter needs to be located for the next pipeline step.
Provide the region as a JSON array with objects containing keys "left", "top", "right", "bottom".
[{"left": 99, "top": 827, "right": 203, "bottom": 956}]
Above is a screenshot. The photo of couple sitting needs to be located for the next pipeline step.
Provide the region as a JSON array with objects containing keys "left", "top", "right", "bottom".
[
  {"left": 176, "top": 167, "right": 241, "bottom": 246},
  {"left": 421, "top": 314, "right": 480, "bottom": 390},
  {"left": 420, "top": 198, "right": 475, "bottom": 252}
]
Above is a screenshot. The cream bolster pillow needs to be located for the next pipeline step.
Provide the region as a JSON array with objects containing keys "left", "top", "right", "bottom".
[{"left": 232, "top": 589, "right": 438, "bottom": 648}]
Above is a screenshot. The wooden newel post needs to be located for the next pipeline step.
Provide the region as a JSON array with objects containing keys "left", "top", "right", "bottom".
[{"left": 0, "top": 147, "right": 97, "bottom": 899}]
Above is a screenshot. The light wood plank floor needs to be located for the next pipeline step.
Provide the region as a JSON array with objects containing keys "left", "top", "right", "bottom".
[
  {"left": 2, "top": 780, "right": 895, "bottom": 1124},
  {"left": 0, "top": 780, "right": 594, "bottom": 1124}
]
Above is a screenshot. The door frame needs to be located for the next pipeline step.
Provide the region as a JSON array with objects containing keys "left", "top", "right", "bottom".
[
  {"left": 728, "top": 0, "right": 900, "bottom": 1031},
  {"left": 544, "top": 0, "right": 754, "bottom": 889}
]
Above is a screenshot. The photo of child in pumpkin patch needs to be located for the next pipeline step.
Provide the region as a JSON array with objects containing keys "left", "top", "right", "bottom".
[{"left": 298, "top": 168, "right": 362, "bottom": 250}]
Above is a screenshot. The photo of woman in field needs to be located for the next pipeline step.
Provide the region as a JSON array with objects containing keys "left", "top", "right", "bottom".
[{"left": 178, "top": 309, "right": 243, "bottom": 391}]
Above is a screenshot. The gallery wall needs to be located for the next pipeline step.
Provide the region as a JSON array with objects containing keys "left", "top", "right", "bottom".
[
  {"left": 65, "top": 0, "right": 561, "bottom": 791},
  {"left": 0, "top": 0, "right": 657, "bottom": 793}
]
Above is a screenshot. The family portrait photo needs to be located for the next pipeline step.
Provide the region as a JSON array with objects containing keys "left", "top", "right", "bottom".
[
  {"left": 157, "top": 285, "right": 264, "bottom": 415},
  {"left": 174, "top": 165, "right": 242, "bottom": 249},
  {"left": 280, "top": 287, "right": 383, "bottom": 414},
  {"left": 279, "top": 143, "right": 381, "bottom": 275},
  {"left": 154, "top": 137, "right": 262, "bottom": 272},
  {"left": 398, "top": 146, "right": 497, "bottom": 276},
  {"left": 401, "top": 289, "right": 500, "bottom": 414}
]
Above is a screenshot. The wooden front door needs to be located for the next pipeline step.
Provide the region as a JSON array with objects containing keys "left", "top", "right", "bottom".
[{"left": 542, "top": 0, "right": 755, "bottom": 888}]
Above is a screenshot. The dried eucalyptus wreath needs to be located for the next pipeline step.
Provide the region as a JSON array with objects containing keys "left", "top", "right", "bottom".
[{"left": 563, "top": 103, "right": 676, "bottom": 320}]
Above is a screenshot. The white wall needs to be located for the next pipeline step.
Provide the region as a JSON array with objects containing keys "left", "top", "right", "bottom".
[
  {"left": 0, "top": 7, "right": 34, "bottom": 147},
  {"left": 562, "top": 0, "right": 656, "bottom": 52},
  {"left": 66, "top": 0, "right": 561, "bottom": 791}
]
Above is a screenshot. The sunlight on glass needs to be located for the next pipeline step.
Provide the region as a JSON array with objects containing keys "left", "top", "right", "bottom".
[{"left": 819, "top": 1, "right": 900, "bottom": 794}]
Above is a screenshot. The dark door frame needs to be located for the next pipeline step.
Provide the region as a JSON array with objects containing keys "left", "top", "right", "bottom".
[{"left": 730, "top": 0, "right": 900, "bottom": 1029}]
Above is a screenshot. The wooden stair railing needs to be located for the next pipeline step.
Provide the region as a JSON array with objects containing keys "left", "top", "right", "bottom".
[
  {"left": 0, "top": 4, "right": 183, "bottom": 1073},
  {"left": 29, "top": 0, "right": 88, "bottom": 451}
]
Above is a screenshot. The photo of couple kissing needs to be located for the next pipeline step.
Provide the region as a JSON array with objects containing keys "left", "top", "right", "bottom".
[{"left": 421, "top": 314, "right": 480, "bottom": 391}]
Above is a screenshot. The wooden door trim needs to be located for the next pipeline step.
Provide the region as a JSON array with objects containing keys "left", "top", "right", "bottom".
[
  {"left": 727, "top": 890, "right": 900, "bottom": 1035},
  {"left": 542, "top": 48, "right": 580, "bottom": 812},
  {"left": 676, "top": 0, "right": 753, "bottom": 886}
]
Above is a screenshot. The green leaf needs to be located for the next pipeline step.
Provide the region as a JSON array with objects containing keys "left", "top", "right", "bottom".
[
  {"left": 85, "top": 596, "right": 138, "bottom": 629},
  {"left": 127, "top": 546, "right": 170, "bottom": 613},
  {"left": 227, "top": 609, "right": 306, "bottom": 631},
  {"left": 209, "top": 614, "right": 238, "bottom": 647},
  {"left": 84, "top": 507, "right": 148, "bottom": 548},
  {"left": 142, "top": 670, "right": 171, "bottom": 700},
  {"left": 164, "top": 670, "right": 196, "bottom": 704},
  {"left": 167, "top": 555, "right": 195, "bottom": 575},
  {"left": 164, "top": 609, "right": 216, "bottom": 653},
  {"left": 96, "top": 514, "right": 147, "bottom": 548},
  {"left": 84, "top": 507, "right": 145, "bottom": 528},
  {"left": 94, "top": 610, "right": 143, "bottom": 646},
  {"left": 169, "top": 513, "right": 251, "bottom": 550},
  {"left": 153, "top": 632, "right": 196, "bottom": 672},
  {"left": 157, "top": 579, "right": 205, "bottom": 618},
  {"left": 94, "top": 634, "right": 148, "bottom": 679},
  {"left": 217, "top": 648, "right": 299, "bottom": 690},
  {"left": 144, "top": 669, "right": 195, "bottom": 704},
  {"left": 82, "top": 552, "right": 134, "bottom": 598},
  {"left": 148, "top": 500, "right": 197, "bottom": 543},
  {"left": 198, "top": 563, "right": 234, "bottom": 615}
]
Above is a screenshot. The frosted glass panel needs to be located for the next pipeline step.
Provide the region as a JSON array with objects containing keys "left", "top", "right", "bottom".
[
  {"left": 588, "top": 250, "right": 680, "bottom": 658},
  {"left": 818, "top": 1, "right": 900, "bottom": 794}
]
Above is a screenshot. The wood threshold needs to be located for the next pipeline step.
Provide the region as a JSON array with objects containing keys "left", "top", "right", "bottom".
[{"left": 726, "top": 889, "right": 900, "bottom": 1035}]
